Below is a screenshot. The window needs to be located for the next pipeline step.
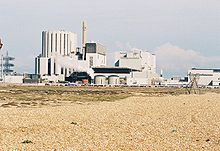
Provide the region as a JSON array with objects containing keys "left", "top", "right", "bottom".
[
  {"left": 54, "top": 63, "right": 56, "bottom": 74},
  {"left": 48, "top": 59, "right": 51, "bottom": 75},
  {"left": 47, "top": 33, "right": 49, "bottom": 57},
  {"left": 67, "top": 34, "right": 69, "bottom": 54},
  {"left": 37, "top": 58, "right": 40, "bottom": 74},
  {"left": 61, "top": 67, "right": 64, "bottom": 74},
  {"left": 64, "top": 34, "right": 66, "bottom": 55},
  {"left": 89, "top": 57, "right": 93, "bottom": 67},
  {"left": 60, "top": 33, "right": 62, "bottom": 54},
  {"left": 55, "top": 33, "right": 57, "bottom": 52},
  {"left": 51, "top": 34, "right": 53, "bottom": 52}
]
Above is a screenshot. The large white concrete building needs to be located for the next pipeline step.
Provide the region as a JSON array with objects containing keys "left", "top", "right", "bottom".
[
  {"left": 41, "top": 31, "right": 77, "bottom": 57},
  {"left": 35, "top": 31, "right": 80, "bottom": 81},
  {"left": 35, "top": 30, "right": 107, "bottom": 82},
  {"left": 114, "top": 49, "right": 158, "bottom": 85}
]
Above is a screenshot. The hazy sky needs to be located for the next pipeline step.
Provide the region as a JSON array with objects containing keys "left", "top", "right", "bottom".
[{"left": 0, "top": 0, "right": 220, "bottom": 77}]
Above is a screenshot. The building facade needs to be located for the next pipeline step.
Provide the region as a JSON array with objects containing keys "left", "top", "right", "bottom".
[
  {"left": 41, "top": 31, "right": 77, "bottom": 57},
  {"left": 35, "top": 31, "right": 78, "bottom": 79},
  {"left": 188, "top": 68, "right": 220, "bottom": 87},
  {"left": 115, "top": 49, "right": 156, "bottom": 72},
  {"left": 85, "top": 42, "right": 107, "bottom": 68},
  {"left": 35, "top": 31, "right": 107, "bottom": 82},
  {"left": 114, "top": 49, "right": 158, "bottom": 85}
]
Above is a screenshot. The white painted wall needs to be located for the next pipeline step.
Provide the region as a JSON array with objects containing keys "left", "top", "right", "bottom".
[
  {"left": 115, "top": 49, "right": 156, "bottom": 73},
  {"left": 119, "top": 58, "right": 142, "bottom": 70},
  {"left": 86, "top": 53, "right": 106, "bottom": 68},
  {"left": 188, "top": 69, "right": 214, "bottom": 86},
  {"left": 42, "top": 31, "right": 77, "bottom": 58},
  {"left": 38, "top": 57, "right": 48, "bottom": 75},
  {"left": 42, "top": 75, "right": 65, "bottom": 82},
  {"left": 4, "top": 75, "right": 23, "bottom": 84}
]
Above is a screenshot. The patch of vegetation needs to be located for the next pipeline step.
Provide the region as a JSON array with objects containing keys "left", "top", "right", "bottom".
[
  {"left": 71, "top": 122, "right": 78, "bottom": 125},
  {"left": 171, "top": 129, "right": 177, "bottom": 133},
  {"left": 0, "top": 85, "right": 219, "bottom": 108},
  {"left": 22, "top": 140, "right": 33, "bottom": 144},
  {"left": 1, "top": 102, "right": 19, "bottom": 107}
]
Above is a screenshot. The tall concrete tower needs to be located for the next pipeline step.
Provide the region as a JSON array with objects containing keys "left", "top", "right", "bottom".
[
  {"left": 82, "top": 21, "right": 88, "bottom": 60},
  {"left": 82, "top": 21, "right": 87, "bottom": 48}
]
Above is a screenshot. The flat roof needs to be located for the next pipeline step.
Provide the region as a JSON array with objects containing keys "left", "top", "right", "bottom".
[
  {"left": 191, "top": 68, "right": 220, "bottom": 72},
  {"left": 92, "top": 67, "right": 139, "bottom": 74}
]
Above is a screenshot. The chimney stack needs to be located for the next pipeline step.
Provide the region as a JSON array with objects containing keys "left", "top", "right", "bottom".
[{"left": 82, "top": 21, "right": 87, "bottom": 60}]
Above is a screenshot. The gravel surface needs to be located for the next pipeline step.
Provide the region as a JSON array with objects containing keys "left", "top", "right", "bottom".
[{"left": 0, "top": 92, "right": 220, "bottom": 150}]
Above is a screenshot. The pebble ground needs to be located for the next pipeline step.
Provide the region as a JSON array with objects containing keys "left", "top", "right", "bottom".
[{"left": 0, "top": 93, "right": 220, "bottom": 150}]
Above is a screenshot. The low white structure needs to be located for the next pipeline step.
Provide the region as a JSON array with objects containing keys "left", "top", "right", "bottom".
[
  {"left": 3, "top": 75, "right": 23, "bottom": 84},
  {"left": 188, "top": 68, "right": 220, "bottom": 87},
  {"left": 108, "top": 75, "right": 120, "bottom": 85},
  {"left": 161, "top": 77, "right": 188, "bottom": 87},
  {"left": 127, "top": 71, "right": 149, "bottom": 86},
  {"left": 94, "top": 75, "right": 106, "bottom": 85},
  {"left": 41, "top": 74, "right": 65, "bottom": 83},
  {"left": 92, "top": 67, "right": 133, "bottom": 85}
]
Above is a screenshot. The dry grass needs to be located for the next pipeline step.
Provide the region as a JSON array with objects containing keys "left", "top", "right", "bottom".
[
  {"left": 0, "top": 85, "right": 193, "bottom": 108},
  {"left": 0, "top": 85, "right": 218, "bottom": 109}
]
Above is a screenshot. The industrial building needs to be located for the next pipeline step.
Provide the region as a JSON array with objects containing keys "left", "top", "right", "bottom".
[
  {"left": 160, "top": 68, "right": 220, "bottom": 88},
  {"left": 86, "top": 48, "right": 159, "bottom": 86},
  {"left": 41, "top": 30, "right": 77, "bottom": 57},
  {"left": 161, "top": 76, "right": 188, "bottom": 87},
  {"left": 34, "top": 21, "right": 159, "bottom": 86},
  {"left": 115, "top": 49, "right": 156, "bottom": 72},
  {"left": 188, "top": 68, "right": 220, "bottom": 87},
  {"left": 91, "top": 67, "right": 139, "bottom": 86},
  {"left": 35, "top": 22, "right": 107, "bottom": 83},
  {"left": 35, "top": 30, "right": 78, "bottom": 78},
  {"left": 114, "top": 49, "right": 158, "bottom": 86}
]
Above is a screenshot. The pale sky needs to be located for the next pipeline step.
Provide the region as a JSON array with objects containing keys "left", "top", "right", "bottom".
[{"left": 0, "top": 0, "right": 220, "bottom": 77}]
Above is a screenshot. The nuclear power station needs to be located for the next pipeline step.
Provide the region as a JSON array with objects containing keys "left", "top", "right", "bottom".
[
  {"left": 1, "top": 22, "right": 220, "bottom": 88},
  {"left": 1, "top": 22, "right": 219, "bottom": 88},
  {"left": 34, "top": 21, "right": 159, "bottom": 86}
]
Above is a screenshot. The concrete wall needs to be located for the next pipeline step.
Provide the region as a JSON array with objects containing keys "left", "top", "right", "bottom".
[
  {"left": 42, "top": 75, "right": 65, "bottom": 83},
  {"left": 42, "top": 31, "right": 77, "bottom": 57},
  {"left": 188, "top": 69, "right": 220, "bottom": 86},
  {"left": 86, "top": 53, "right": 106, "bottom": 68},
  {"left": 35, "top": 57, "right": 48, "bottom": 75},
  {"left": 115, "top": 49, "right": 156, "bottom": 73},
  {"left": 119, "top": 58, "right": 142, "bottom": 70},
  {"left": 188, "top": 69, "right": 214, "bottom": 86},
  {"left": 4, "top": 75, "right": 23, "bottom": 84}
]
